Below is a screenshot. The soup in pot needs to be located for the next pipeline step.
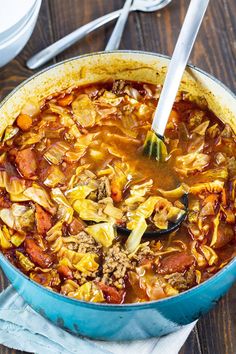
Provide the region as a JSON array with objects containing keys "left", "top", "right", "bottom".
[{"left": 0, "top": 80, "right": 235, "bottom": 304}]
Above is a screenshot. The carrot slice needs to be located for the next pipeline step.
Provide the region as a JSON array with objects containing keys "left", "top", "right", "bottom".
[
  {"left": 57, "top": 94, "right": 73, "bottom": 107},
  {"left": 16, "top": 114, "right": 33, "bottom": 131}
]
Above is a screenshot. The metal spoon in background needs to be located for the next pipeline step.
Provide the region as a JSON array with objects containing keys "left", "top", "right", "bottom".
[
  {"left": 26, "top": 0, "right": 172, "bottom": 70},
  {"left": 119, "top": 0, "right": 210, "bottom": 237},
  {"left": 105, "top": 0, "right": 133, "bottom": 51}
]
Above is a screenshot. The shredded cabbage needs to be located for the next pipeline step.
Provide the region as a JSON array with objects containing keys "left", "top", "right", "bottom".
[
  {"left": 3, "top": 126, "right": 19, "bottom": 142},
  {"left": 74, "top": 253, "right": 99, "bottom": 275},
  {"left": 86, "top": 222, "right": 115, "bottom": 247},
  {"left": 16, "top": 251, "right": 34, "bottom": 271},
  {"left": 200, "top": 245, "right": 218, "bottom": 265},
  {"left": 65, "top": 183, "right": 97, "bottom": 203},
  {"left": 190, "top": 180, "right": 224, "bottom": 195},
  {"left": 175, "top": 152, "right": 210, "bottom": 176},
  {"left": 0, "top": 226, "right": 12, "bottom": 249},
  {"left": 125, "top": 217, "right": 147, "bottom": 253},
  {"left": 127, "top": 196, "right": 159, "bottom": 230},
  {"left": 73, "top": 199, "right": 107, "bottom": 223},
  {"left": 44, "top": 166, "right": 65, "bottom": 187},
  {"left": 24, "top": 184, "right": 56, "bottom": 214},
  {"left": 69, "top": 282, "right": 104, "bottom": 302},
  {"left": 157, "top": 184, "right": 189, "bottom": 198},
  {"left": 72, "top": 94, "right": 96, "bottom": 127},
  {"left": 51, "top": 188, "right": 73, "bottom": 223},
  {"left": 44, "top": 141, "right": 70, "bottom": 165}
]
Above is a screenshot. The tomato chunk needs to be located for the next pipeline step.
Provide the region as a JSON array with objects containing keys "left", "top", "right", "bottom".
[{"left": 97, "top": 282, "right": 125, "bottom": 304}]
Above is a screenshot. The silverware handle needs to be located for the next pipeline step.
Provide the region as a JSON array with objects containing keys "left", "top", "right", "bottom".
[
  {"left": 26, "top": 9, "right": 123, "bottom": 69},
  {"left": 105, "top": 0, "right": 133, "bottom": 51},
  {"left": 152, "top": 0, "right": 209, "bottom": 137}
]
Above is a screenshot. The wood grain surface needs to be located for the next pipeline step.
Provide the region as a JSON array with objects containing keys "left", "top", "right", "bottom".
[{"left": 0, "top": 0, "right": 235, "bottom": 353}]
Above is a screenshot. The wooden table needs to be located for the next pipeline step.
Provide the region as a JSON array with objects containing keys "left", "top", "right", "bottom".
[{"left": 0, "top": 0, "right": 235, "bottom": 353}]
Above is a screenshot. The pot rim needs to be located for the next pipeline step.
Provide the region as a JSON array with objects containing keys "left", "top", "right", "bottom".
[{"left": 0, "top": 50, "right": 235, "bottom": 310}]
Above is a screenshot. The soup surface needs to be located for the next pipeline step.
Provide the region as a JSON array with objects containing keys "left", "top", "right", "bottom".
[{"left": 0, "top": 80, "right": 235, "bottom": 304}]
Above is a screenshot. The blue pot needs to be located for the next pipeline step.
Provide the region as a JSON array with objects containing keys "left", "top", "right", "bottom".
[{"left": 0, "top": 51, "right": 235, "bottom": 340}]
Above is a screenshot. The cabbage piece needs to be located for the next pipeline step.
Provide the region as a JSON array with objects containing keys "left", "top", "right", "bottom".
[
  {"left": 65, "top": 150, "right": 87, "bottom": 162},
  {"left": 68, "top": 164, "right": 91, "bottom": 189},
  {"left": 127, "top": 196, "right": 159, "bottom": 230},
  {"left": 125, "top": 217, "right": 147, "bottom": 253},
  {"left": 12, "top": 204, "right": 35, "bottom": 230},
  {"left": 96, "top": 90, "right": 123, "bottom": 106},
  {"left": 99, "top": 120, "right": 137, "bottom": 138},
  {"left": 210, "top": 212, "right": 220, "bottom": 247},
  {"left": 131, "top": 263, "right": 178, "bottom": 301},
  {"left": 125, "top": 179, "right": 153, "bottom": 205},
  {"left": 153, "top": 199, "right": 185, "bottom": 230},
  {"left": 11, "top": 233, "right": 25, "bottom": 247},
  {"left": 86, "top": 222, "right": 115, "bottom": 247},
  {"left": 72, "top": 94, "right": 96, "bottom": 127},
  {"left": 190, "top": 180, "right": 224, "bottom": 195},
  {"left": 69, "top": 282, "right": 104, "bottom": 302},
  {"left": 157, "top": 184, "right": 189, "bottom": 198},
  {"left": 44, "top": 166, "right": 65, "bottom": 188},
  {"left": 0, "top": 226, "right": 12, "bottom": 249},
  {"left": 65, "top": 183, "right": 97, "bottom": 203},
  {"left": 16, "top": 251, "right": 34, "bottom": 271},
  {"left": 0, "top": 209, "right": 14, "bottom": 228},
  {"left": 51, "top": 188, "right": 73, "bottom": 223},
  {"left": 69, "top": 133, "right": 99, "bottom": 162},
  {"left": 74, "top": 253, "right": 99, "bottom": 275},
  {"left": 44, "top": 141, "right": 70, "bottom": 165},
  {"left": 200, "top": 245, "right": 218, "bottom": 266},
  {"left": 175, "top": 152, "right": 210, "bottom": 176},
  {"left": 10, "top": 193, "right": 30, "bottom": 202},
  {"left": 189, "top": 167, "right": 228, "bottom": 184},
  {"left": 48, "top": 103, "right": 76, "bottom": 129},
  {"left": 16, "top": 131, "right": 44, "bottom": 146},
  {"left": 192, "top": 120, "right": 209, "bottom": 135},
  {"left": 24, "top": 184, "right": 56, "bottom": 214},
  {"left": 191, "top": 241, "right": 207, "bottom": 267},
  {"left": 65, "top": 124, "right": 81, "bottom": 140},
  {"left": 46, "top": 219, "right": 64, "bottom": 243},
  {"left": 73, "top": 199, "right": 107, "bottom": 223},
  {"left": 103, "top": 203, "right": 123, "bottom": 220},
  {"left": 3, "top": 126, "right": 19, "bottom": 142},
  {"left": 0, "top": 171, "right": 26, "bottom": 195}
]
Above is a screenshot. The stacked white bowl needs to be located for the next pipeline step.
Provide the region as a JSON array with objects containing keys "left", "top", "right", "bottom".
[{"left": 0, "top": 0, "right": 42, "bottom": 67}]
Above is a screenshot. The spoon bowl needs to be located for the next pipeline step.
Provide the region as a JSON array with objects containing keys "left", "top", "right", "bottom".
[{"left": 117, "top": 194, "right": 188, "bottom": 237}]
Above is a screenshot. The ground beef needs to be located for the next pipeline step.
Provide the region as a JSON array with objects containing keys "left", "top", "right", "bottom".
[
  {"left": 97, "top": 177, "right": 111, "bottom": 201},
  {"left": 74, "top": 269, "right": 98, "bottom": 286},
  {"left": 131, "top": 243, "right": 154, "bottom": 263},
  {"left": 164, "top": 266, "right": 196, "bottom": 291},
  {"left": 102, "top": 243, "right": 134, "bottom": 289},
  {"left": 67, "top": 231, "right": 101, "bottom": 254}
]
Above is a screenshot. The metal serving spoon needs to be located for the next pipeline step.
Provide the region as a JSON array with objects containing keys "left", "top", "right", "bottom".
[
  {"left": 118, "top": 0, "right": 210, "bottom": 236},
  {"left": 105, "top": 0, "right": 133, "bottom": 51},
  {"left": 26, "top": 0, "right": 172, "bottom": 69}
]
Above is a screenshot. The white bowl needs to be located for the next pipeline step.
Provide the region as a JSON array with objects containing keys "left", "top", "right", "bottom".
[{"left": 0, "top": 0, "right": 41, "bottom": 67}]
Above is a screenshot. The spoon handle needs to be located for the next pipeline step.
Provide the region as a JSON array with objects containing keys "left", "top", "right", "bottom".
[
  {"left": 105, "top": 0, "right": 133, "bottom": 51},
  {"left": 152, "top": 0, "right": 209, "bottom": 137},
  {"left": 26, "top": 9, "right": 125, "bottom": 70}
]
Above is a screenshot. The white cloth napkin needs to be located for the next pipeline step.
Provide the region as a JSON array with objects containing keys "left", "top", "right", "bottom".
[{"left": 0, "top": 286, "right": 196, "bottom": 354}]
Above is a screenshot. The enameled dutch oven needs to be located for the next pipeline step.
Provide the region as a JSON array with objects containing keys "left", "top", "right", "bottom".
[{"left": 0, "top": 51, "right": 235, "bottom": 341}]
